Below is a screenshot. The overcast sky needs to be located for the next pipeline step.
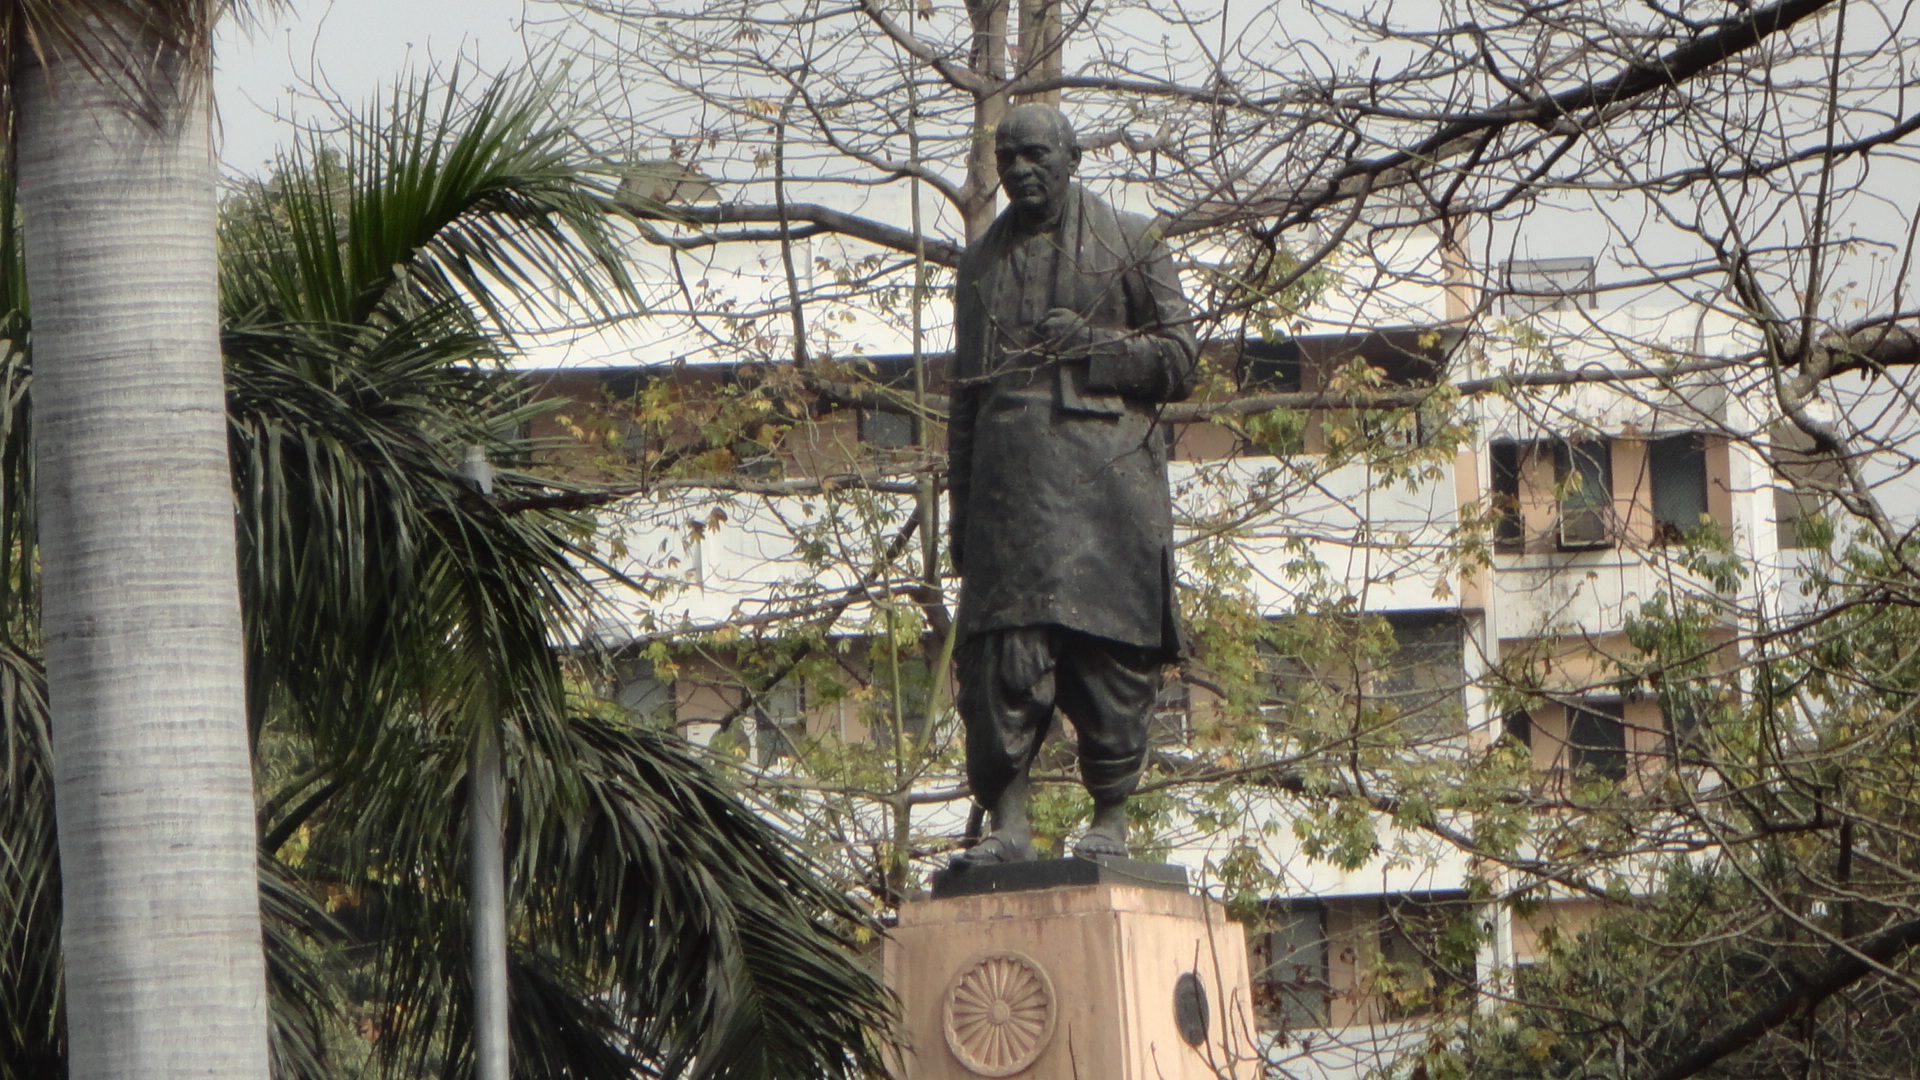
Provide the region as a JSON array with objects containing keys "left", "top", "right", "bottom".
[{"left": 213, "top": 0, "right": 540, "bottom": 177}]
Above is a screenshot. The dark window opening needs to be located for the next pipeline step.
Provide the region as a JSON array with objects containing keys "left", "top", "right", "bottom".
[
  {"left": 1513, "top": 962, "right": 1551, "bottom": 1005},
  {"left": 1359, "top": 407, "right": 1428, "bottom": 449},
  {"left": 612, "top": 418, "right": 650, "bottom": 465},
  {"left": 1379, "top": 893, "right": 1476, "bottom": 1019},
  {"left": 1567, "top": 700, "right": 1627, "bottom": 781},
  {"left": 866, "top": 666, "right": 936, "bottom": 751},
  {"left": 1502, "top": 709, "right": 1533, "bottom": 748},
  {"left": 1256, "top": 638, "right": 1313, "bottom": 719},
  {"left": 1772, "top": 423, "right": 1842, "bottom": 550},
  {"left": 752, "top": 683, "right": 806, "bottom": 766},
  {"left": 1238, "top": 339, "right": 1304, "bottom": 393},
  {"left": 1490, "top": 440, "right": 1524, "bottom": 552},
  {"left": 1663, "top": 692, "right": 1704, "bottom": 759},
  {"left": 732, "top": 438, "right": 782, "bottom": 478},
  {"left": 1775, "top": 488, "right": 1827, "bottom": 550},
  {"left": 1554, "top": 440, "right": 1614, "bottom": 550},
  {"left": 858, "top": 407, "right": 917, "bottom": 450},
  {"left": 1649, "top": 434, "right": 1709, "bottom": 542},
  {"left": 1250, "top": 904, "right": 1330, "bottom": 1031}
]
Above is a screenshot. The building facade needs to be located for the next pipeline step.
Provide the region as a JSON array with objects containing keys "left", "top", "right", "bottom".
[{"left": 523, "top": 245, "right": 1827, "bottom": 1077}]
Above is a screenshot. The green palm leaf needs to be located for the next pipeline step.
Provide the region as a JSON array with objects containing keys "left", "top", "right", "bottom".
[
  {"left": 220, "top": 67, "right": 639, "bottom": 341},
  {"left": 1, "top": 66, "right": 895, "bottom": 1080},
  {"left": 0, "top": 640, "right": 59, "bottom": 1080},
  {"left": 292, "top": 709, "right": 893, "bottom": 1080}
]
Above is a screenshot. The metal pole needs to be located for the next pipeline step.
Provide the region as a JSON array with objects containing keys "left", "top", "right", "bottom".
[
  {"left": 460, "top": 445, "right": 510, "bottom": 1080},
  {"left": 468, "top": 723, "right": 510, "bottom": 1080}
]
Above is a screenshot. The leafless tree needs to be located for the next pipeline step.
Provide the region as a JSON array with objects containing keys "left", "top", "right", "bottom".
[{"left": 532, "top": 1, "right": 1920, "bottom": 1075}]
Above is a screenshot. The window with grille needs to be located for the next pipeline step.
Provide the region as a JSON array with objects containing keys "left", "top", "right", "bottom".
[
  {"left": 1501, "top": 257, "right": 1597, "bottom": 315},
  {"left": 1649, "top": 434, "right": 1709, "bottom": 542},
  {"left": 1491, "top": 438, "right": 1615, "bottom": 551},
  {"left": 858, "top": 407, "right": 916, "bottom": 450},
  {"left": 1375, "top": 612, "right": 1467, "bottom": 739},
  {"left": 1566, "top": 700, "right": 1627, "bottom": 781},
  {"left": 1257, "top": 614, "right": 1465, "bottom": 739},
  {"left": 612, "top": 417, "right": 650, "bottom": 465},
  {"left": 1772, "top": 423, "right": 1843, "bottom": 549},
  {"left": 1554, "top": 439, "right": 1613, "bottom": 549},
  {"left": 1249, "top": 904, "right": 1330, "bottom": 1031},
  {"left": 752, "top": 682, "right": 807, "bottom": 765},
  {"left": 1149, "top": 679, "right": 1192, "bottom": 746},
  {"left": 614, "top": 659, "right": 675, "bottom": 724},
  {"left": 1378, "top": 893, "right": 1477, "bottom": 1020}
]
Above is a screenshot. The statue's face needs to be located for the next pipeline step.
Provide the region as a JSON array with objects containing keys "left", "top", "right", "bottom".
[{"left": 996, "top": 111, "right": 1080, "bottom": 216}]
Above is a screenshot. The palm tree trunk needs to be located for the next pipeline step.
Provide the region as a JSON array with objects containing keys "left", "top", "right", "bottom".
[{"left": 17, "top": 36, "right": 271, "bottom": 1080}]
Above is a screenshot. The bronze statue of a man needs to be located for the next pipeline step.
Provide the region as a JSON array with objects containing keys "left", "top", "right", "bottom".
[{"left": 948, "top": 104, "right": 1198, "bottom": 865}]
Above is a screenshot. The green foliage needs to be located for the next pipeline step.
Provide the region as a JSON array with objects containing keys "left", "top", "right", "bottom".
[
  {"left": 1433, "top": 859, "right": 1920, "bottom": 1079},
  {"left": 1401, "top": 540, "right": 1920, "bottom": 1079},
  {"left": 220, "top": 67, "right": 639, "bottom": 341},
  {"left": 0, "top": 67, "right": 894, "bottom": 1080},
  {"left": 1198, "top": 241, "right": 1334, "bottom": 341}
]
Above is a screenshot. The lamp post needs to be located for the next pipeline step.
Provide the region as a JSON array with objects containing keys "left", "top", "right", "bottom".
[{"left": 460, "top": 445, "right": 510, "bottom": 1080}]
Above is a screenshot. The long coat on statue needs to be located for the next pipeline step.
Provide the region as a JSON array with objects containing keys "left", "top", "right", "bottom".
[{"left": 948, "top": 183, "right": 1199, "bottom": 660}]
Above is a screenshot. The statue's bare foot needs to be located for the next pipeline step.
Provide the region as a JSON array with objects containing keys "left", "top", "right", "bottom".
[
  {"left": 1073, "top": 825, "right": 1128, "bottom": 859},
  {"left": 951, "top": 831, "right": 1034, "bottom": 868},
  {"left": 1074, "top": 802, "right": 1129, "bottom": 859}
]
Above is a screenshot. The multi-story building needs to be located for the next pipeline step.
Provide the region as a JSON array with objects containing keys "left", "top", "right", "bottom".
[{"left": 521, "top": 244, "right": 1824, "bottom": 1077}]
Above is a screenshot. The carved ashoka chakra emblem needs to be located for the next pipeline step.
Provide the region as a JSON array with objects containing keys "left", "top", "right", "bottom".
[{"left": 942, "top": 950, "right": 1057, "bottom": 1076}]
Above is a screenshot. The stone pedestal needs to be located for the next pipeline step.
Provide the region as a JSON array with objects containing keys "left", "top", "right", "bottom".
[{"left": 886, "top": 865, "right": 1257, "bottom": 1080}]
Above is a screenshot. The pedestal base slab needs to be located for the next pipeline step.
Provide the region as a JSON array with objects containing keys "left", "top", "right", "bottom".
[{"left": 886, "top": 880, "right": 1257, "bottom": 1080}]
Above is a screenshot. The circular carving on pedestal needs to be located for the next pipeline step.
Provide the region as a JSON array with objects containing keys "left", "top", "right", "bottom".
[{"left": 942, "top": 951, "right": 1057, "bottom": 1076}]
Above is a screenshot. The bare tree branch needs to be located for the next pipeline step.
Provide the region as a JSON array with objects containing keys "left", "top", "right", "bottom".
[
  {"left": 1643, "top": 916, "right": 1920, "bottom": 1080},
  {"left": 499, "top": 471, "right": 922, "bottom": 514},
  {"left": 627, "top": 200, "right": 966, "bottom": 267}
]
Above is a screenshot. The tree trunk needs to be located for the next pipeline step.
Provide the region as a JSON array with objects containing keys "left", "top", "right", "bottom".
[
  {"left": 17, "top": 35, "right": 271, "bottom": 1080},
  {"left": 961, "top": 0, "right": 1011, "bottom": 239},
  {"left": 1014, "top": 0, "right": 1062, "bottom": 105}
]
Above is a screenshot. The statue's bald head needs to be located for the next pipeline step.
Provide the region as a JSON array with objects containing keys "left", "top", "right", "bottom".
[
  {"left": 996, "top": 105, "right": 1081, "bottom": 220},
  {"left": 1000, "top": 104, "right": 1078, "bottom": 150}
]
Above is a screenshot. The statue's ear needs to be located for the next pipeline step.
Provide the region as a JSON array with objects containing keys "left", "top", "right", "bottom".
[{"left": 1068, "top": 141, "right": 1084, "bottom": 171}]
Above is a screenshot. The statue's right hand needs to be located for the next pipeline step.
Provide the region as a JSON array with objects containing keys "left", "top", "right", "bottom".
[{"left": 1035, "top": 308, "right": 1093, "bottom": 358}]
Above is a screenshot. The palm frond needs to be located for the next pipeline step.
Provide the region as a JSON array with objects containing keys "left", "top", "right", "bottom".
[
  {"left": 510, "top": 954, "right": 654, "bottom": 1079},
  {"left": 0, "top": 179, "right": 33, "bottom": 637},
  {"left": 549, "top": 714, "right": 893, "bottom": 1080},
  {"left": 292, "top": 708, "right": 895, "bottom": 1080},
  {"left": 1, "top": 1, "right": 233, "bottom": 103},
  {"left": 225, "top": 304, "right": 589, "bottom": 755},
  {"left": 261, "top": 854, "right": 347, "bottom": 1080},
  {"left": 0, "top": 637, "right": 350, "bottom": 1080},
  {"left": 0, "top": 642, "right": 59, "bottom": 1080},
  {"left": 0, "top": 63, "right": 893, "bottom": 1080},
  {"left": 220, "top": 67, "right": 641, "bottom": 344}
]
